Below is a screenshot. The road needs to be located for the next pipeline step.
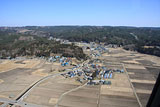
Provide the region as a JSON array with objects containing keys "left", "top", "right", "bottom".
[
  {"left": 55, "top": 82, "right": 88, "bottom": 107},
  {"left": 54, "top": 59, "right": 90, "bottom": 107},
  {"left": 0, "top": 72, "right": 69, "bottom": 107},
  {"left": 122, "top": 63, "right": 142, "bottom": 107},
  {"left": 97, "top": 84, "right": 101, "bottom": 107},
  {"left": 0, "top": 59, "right": 90, "bottom": 107}
]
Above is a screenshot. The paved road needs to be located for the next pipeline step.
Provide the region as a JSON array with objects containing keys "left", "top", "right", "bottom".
[
  {"left": 0, "top": 98, "right": 43, "bottom": 107},
  {"left": 17, "top": 73, "right": 66, "bottom": 101},
  {"left": 0, "top": 71, "right": 69, "bottom": 107},
  {"left": 0, "top": 59, "right": 89, "bottom": 107}
]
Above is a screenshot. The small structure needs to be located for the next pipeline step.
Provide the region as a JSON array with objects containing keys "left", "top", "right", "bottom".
[{"left": 103, "top": 80, "right": 111, "bottom": 85}]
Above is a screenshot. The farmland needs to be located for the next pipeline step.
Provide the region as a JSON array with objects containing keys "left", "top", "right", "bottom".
[{"left": 0, "top": 45, "right": 159, "bottom": 107}]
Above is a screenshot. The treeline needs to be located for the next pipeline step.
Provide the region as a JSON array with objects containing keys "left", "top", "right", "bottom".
[
  {"left": 0, "top": 33, "right": 86, "bottom": 60},
  {"left": 21, "top": 26, "right": 160, "bottom": 45},
  {"left": 1, "top": 26, "right": 160, "bottom": 57},
  {"left": 24, "top": 26, "right": 160, "bottom": 57}
]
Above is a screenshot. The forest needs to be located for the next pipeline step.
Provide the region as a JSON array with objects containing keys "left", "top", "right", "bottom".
[
  {"left": 0, "top": 31, "right": 86, "bottom": 60},
  {"left": 0, "top": 26, "right": 160, "bottom": 57}
]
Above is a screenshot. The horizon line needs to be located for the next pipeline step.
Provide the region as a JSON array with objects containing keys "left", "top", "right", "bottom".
[{"left": 0, "top": 25, "right": 160, "bottom": 28}]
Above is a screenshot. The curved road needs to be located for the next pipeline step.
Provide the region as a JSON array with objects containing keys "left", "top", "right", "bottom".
[
  {"left": 1, "top": 72, "right": 67, "bottom": 107},
  {"left": 1, "top": 59, "right": 89, "bottom": 107}
]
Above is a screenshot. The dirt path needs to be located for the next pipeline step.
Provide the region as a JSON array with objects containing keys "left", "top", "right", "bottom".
[
  {"left": 122, "top": 63, "right": 142, "bottom": 107},
  {"left": 55, "top": 82, "right": 88, "bottom": 107}
]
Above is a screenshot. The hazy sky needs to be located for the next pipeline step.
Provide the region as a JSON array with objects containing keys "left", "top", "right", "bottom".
[{"left": 0, "top": 0, "right": 160, "bottom": 27}]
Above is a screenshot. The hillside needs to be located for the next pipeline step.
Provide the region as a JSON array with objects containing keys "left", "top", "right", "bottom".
[
  {"left": 0, "top": 32, "right": 86, "bottom": 60},
  {"left": 0, "top": 26, "right": 160, "bottom": 57}
]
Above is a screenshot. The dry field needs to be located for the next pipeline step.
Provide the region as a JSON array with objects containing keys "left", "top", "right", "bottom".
[
  {"left": 101, "top": 48, "right": 160, "bottom": 107},
  {"left": 0, "top": 48, "right": 159, "bottom": 107},
  {"left": 0, "top": 59, "right": 54, "bottom": 100},
  {"left": 24, "top": 76, "right": 82, "bottom": 107}
]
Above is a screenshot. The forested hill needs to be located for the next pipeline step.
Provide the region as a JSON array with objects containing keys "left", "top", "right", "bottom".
[
  {"left": 13, "top": 26, "right": 159, "bottom": 45},
  {"left": 0, "top": 31, "right": 86, "bottom": 60},
  {"left": 0, "top": 26, "right": 160, "bottom": 56}
]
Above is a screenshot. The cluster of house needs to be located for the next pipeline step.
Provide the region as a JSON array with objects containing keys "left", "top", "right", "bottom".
[
  {"left": 46, "top": 42, "right": 124, "bottom": 86},
  {"left": 87, "top": 66, "right": 124, "bottom": 85},
  {"left": 48, "top": 56, "right": 72, "bottom": 67},
  {"left": 89, "top": 44, "right": 108, "bottom": 58},
  {"left": 94, "top": 45, "right": 108, "bottom": 53},
  {"left": 59, "top": 57, "right": 124, "bottom": 86},
  {"left": 105, "top": 44, "right": 120, "bottom": 48},
  {"left": 95, "top": 67, "right": 124, "bottom": 79},
  {"left": 50, "top": 37, "right": 72, "bottom": 44},
  {"left": 61, "top": 63, "right": 93, "bottom": 83},
  {"left": 88, "top": 80, "right": 112, "bottom": 85},
  {"left": 91, "top": 52, "right": 101, "bottom": 57}
]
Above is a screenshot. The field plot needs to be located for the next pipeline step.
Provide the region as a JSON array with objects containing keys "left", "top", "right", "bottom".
[
  {"left": 126, "top": 67, "right": 155, "bottom": 106},
  {"left": 0, "top": 59, "right": 50, "bottom": 100},
  {"left": 146, "top": 67, "right": 160, "bottom": 79},
  {"left": 100, "top": 95, "right": 139, "bottom": 107},
  {"left": 58, "top": 85, "right": 99, "bottom": 107},
  {"left": 24, "top": 75, "right": 82, "bottom": 107},
  {"left": 122, "top": 53, "right": 158, "bottom": 107},
  {"left": 100, "top": 72, "right": 139, "bottom": 107},
  {"left": 106, "top": 48, "right": 159, "bottom": 107},
  {"left": 0, "top": 48, "right": 159, "bottom": 107}
]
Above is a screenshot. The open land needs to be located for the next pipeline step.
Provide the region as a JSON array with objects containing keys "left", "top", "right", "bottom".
[{"left": 0, "top": 47, "right": 159, "bottom": 107}]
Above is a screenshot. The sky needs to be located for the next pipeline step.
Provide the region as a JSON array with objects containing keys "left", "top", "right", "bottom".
[{"left": 0, "top": 0, "right": 160, "bottom": 27}]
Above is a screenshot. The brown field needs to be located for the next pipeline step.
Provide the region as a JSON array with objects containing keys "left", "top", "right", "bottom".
[
  {"left": 24, "top": 76, "right": 82, "bottom": 107},
  {"left": 0, "top": 48, "right": 160, "bottom": 107}
]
